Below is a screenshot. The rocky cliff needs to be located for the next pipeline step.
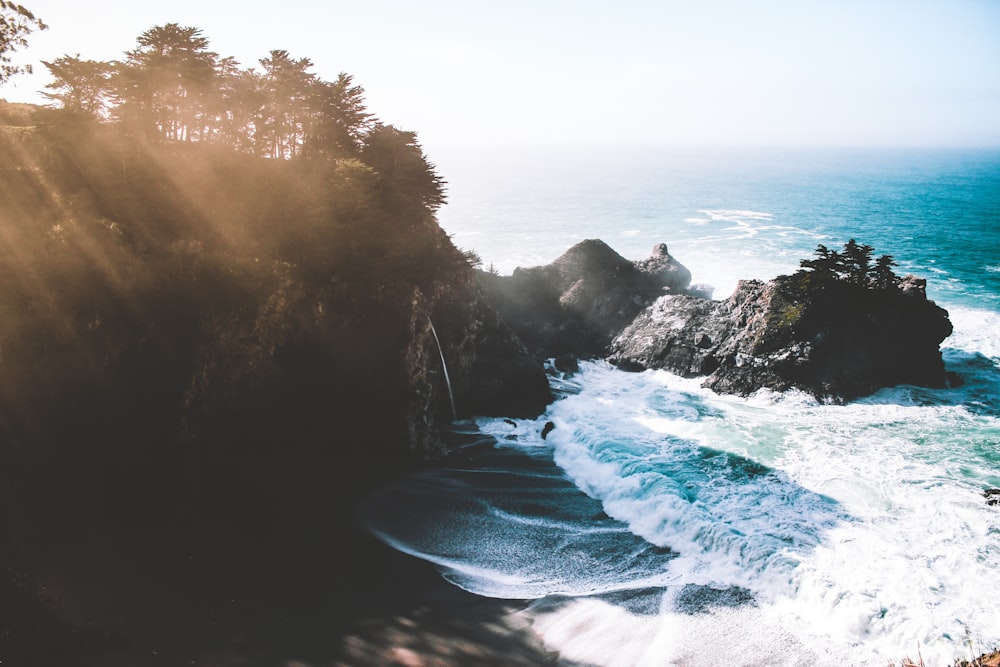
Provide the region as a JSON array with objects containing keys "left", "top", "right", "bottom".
[
  {"left": 0, "top": 111, "right": 556, "bottom": 616},
  {"left": 0, "top": 112, "right": 551, "bottom": 476},
  {"left": 608, "top": 272, "right": 953, "bottom": 402},
  {"left": 473, "top": 236, "right": 953, "bottom": 403},
  {"left": 181, "top": 263, "right": 552, "bottom": 468},
  {"left": 477, "top": 239, "right": 700, "bottom": 359}
]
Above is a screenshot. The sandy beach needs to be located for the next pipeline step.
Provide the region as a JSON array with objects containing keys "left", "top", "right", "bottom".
[{"left": 1, "top": 471, "right": 560, "bottom": 667}]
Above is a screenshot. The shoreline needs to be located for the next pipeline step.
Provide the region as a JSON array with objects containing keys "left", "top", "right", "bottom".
[
  {"left": 328, "top": 520, "right": 561, "bottom": 666},
  {"left": 1, "top": 489, "right": 560, "bottom": 666}
]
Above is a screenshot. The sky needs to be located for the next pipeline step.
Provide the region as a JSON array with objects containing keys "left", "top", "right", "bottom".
[{"left": 2, "top": 0, "right": 999, "bottom": 154}]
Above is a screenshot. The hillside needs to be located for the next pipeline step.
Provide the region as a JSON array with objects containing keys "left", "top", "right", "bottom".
[{"left": 0, "top": 95, "right": 550, "bottom": 663}]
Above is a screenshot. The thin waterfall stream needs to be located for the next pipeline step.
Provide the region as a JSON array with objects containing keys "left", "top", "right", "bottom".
[{"left": 427, "top": 317, "right": 457, "bottom": 422}]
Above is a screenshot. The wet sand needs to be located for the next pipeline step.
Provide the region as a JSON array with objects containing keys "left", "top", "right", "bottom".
[{"left": 1, "top": 488, "right": 560, "bottom": 667}]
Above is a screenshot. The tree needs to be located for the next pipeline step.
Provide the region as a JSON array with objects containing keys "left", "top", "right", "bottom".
[
  {"left": 798, "top": 243, "right": 842, "bottom": 283},
  {"left": 41, "top": 54, "right": 112, "bottom": 117},
  {"left": 119, "top": 24, "right": 219, "bottom": 141},
  {"left": 796, "top": 240, "right": 898, "bottom": 292},
  {"left": 204, "top": 55, "right": 261, "bottom": 149},
  {"left": 258, "top": 49, "right": 316, "bottom": 158},
  {"left": 841, "top": 238, "right": 874, "bottom": 286},
  {"left": 871, "top": 254, "right": 900, "bottom": 290},
  {"left": 306, "top": 72, "right": 373, "bottom": 159},
  {"left": 0, "top": 0, "right": 46, "bottom": 84},
  {"left": 361, "top": 124, "right": 446, "bottom": 212}
]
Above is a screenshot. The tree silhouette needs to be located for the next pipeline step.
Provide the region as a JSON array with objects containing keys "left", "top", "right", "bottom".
[
  {"left": 305, "top": 72, "right": 372, "bottom": 159},
  {"left": 362, "top": 124, "right": 446, "bottom": 213},
  {"left": 30, "top": 20, "right": 453, "bottom": 213},
  {"left": 119, "top": 24, "right": 219, "bottom": 141},
  {"left": 798, "top": 243, "right": 842, "bottom": 283},
  {"left": 213, "top": 58, "right": 265, "bottom": 151},
  {"left": 796, "top": 239, "right": 899, "bottom": 291},
  {"left": 0, "top": 0, "right": 46, "bottom": 84},
  {"left": 841, "top": 238, "right": 874, "bottom": 286},
  {"left": 258, "top": 49, "right": 315, "bottom": 158},
  {"left": 42, "top": 54, "right": 112, "bottom": 117},
  {"left": 871, "top": 254, "right": 900, "bottom": 290}
]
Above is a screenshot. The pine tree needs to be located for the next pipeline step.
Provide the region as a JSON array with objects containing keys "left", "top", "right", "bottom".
[
  {"left": 41, "top": 54, "right": 112, "bottom": 117},
  {"left": 871, "top": 254, "right": 900, "bottom": 290}
]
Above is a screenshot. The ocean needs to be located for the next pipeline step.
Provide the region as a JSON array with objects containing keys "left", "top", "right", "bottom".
[{"left": 363, "top": 146, "right": 1000, "bottom": 666}]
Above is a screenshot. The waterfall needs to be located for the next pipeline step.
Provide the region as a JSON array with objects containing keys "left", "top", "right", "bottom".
[{"left": 427, "top": 317, "right": 457, "bottom": 422}]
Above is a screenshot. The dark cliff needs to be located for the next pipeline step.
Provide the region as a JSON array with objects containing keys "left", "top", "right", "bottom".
[
  {"left": 608, "top": 272, "right": 953, "bottom": 402},
  {"left": 0, "top": 107, "right": 550, "bottom": 472},
  {"left": 477, "top": 239, "right": 698, "bottom": 360},
  {"left": 0, "top": 107, "right": 551, "bottom": 653}
]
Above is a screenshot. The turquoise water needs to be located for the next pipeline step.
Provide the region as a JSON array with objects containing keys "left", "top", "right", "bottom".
[{"left": 365, "top": 147, "right": 1000, "bottom": 666}]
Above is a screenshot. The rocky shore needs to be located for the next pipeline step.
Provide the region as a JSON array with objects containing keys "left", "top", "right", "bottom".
[{"left": 479, "top": 238, "right": 953, "bottom": 403}]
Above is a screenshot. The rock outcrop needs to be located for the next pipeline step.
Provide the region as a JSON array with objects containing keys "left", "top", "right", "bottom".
[
  {"left": 608, "top": 272, "right": 953, "bottom": 402},
  {"left": 477, "top": 240, "right": 697, "bottom": 359}
]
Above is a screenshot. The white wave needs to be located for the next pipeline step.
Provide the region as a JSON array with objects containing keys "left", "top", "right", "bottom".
[
  {"left": 698, "top": 209, "right": 775, "bottom": 222},
  {"left": 532, "top": 360, "right": 1000, "bottom": 665},
  {"left": 523, "top": 595, "right": 873, "bottom": 667},
  {"left": 946, "top": 305, "right": 1000, "bottom": 360}
]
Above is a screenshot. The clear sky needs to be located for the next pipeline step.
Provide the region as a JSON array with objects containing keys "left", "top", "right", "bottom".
[{"left": 3, "top": 0, "right": 999, "bottom": 153}]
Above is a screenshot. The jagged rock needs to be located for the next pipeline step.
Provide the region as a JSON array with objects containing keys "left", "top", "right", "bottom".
[
  {"left": 553, "top": 354, "right": 580, "bottom": 375},
  {"left": 634, "top": 242, "right": 693, "bottom": 292},
  {"left": 609, "top": 273, "right": 953, "bottom": 403},
  {"left": 478, "top": 240, "right": 696, "bottom": 359}
]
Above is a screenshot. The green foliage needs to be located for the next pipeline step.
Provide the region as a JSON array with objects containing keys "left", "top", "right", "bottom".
[
  {"left": 0, "top": 19, "right": 462, "bottom": 463},
  {"left": 361, "top": 123, "right": 447, "bottom": 212},
  {"left": 0, "top": 0, "right": 46, "bottom": 84},
  {"left": 32, "top": 23, "right": 448, "bottom": 229},
  {"left": 0, "top": 101, "right": 469, "bottom": 452},
  {"left": 117, "top": 23, "right": 219, "bottom": 141},
  {"left": 795, "top": 238, "right": 900, "bottom": 291}
]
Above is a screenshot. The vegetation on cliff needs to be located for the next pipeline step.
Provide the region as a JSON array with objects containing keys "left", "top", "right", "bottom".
[
  {"left": 0, "top": 20, "right": 553, "bottom": 663},
  {"left": 794, "top": 238, "right": 901, "bottom": 290}
]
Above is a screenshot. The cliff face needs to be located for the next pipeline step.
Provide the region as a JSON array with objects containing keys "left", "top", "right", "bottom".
[
  {"left": 0, "top": 114, "right": 557, "bottom": 666},
  {"left": 0, "top": 112, "right": 553, "bottom": 564},
  {"left": 477, "top": 240, "right": 697, "bottom": 359},
  {"left": 182, "top": 269, "right": 551, "bottom": 459},
  {"left": 608, "top": 273, "right": 954, "bottom": 402}
]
